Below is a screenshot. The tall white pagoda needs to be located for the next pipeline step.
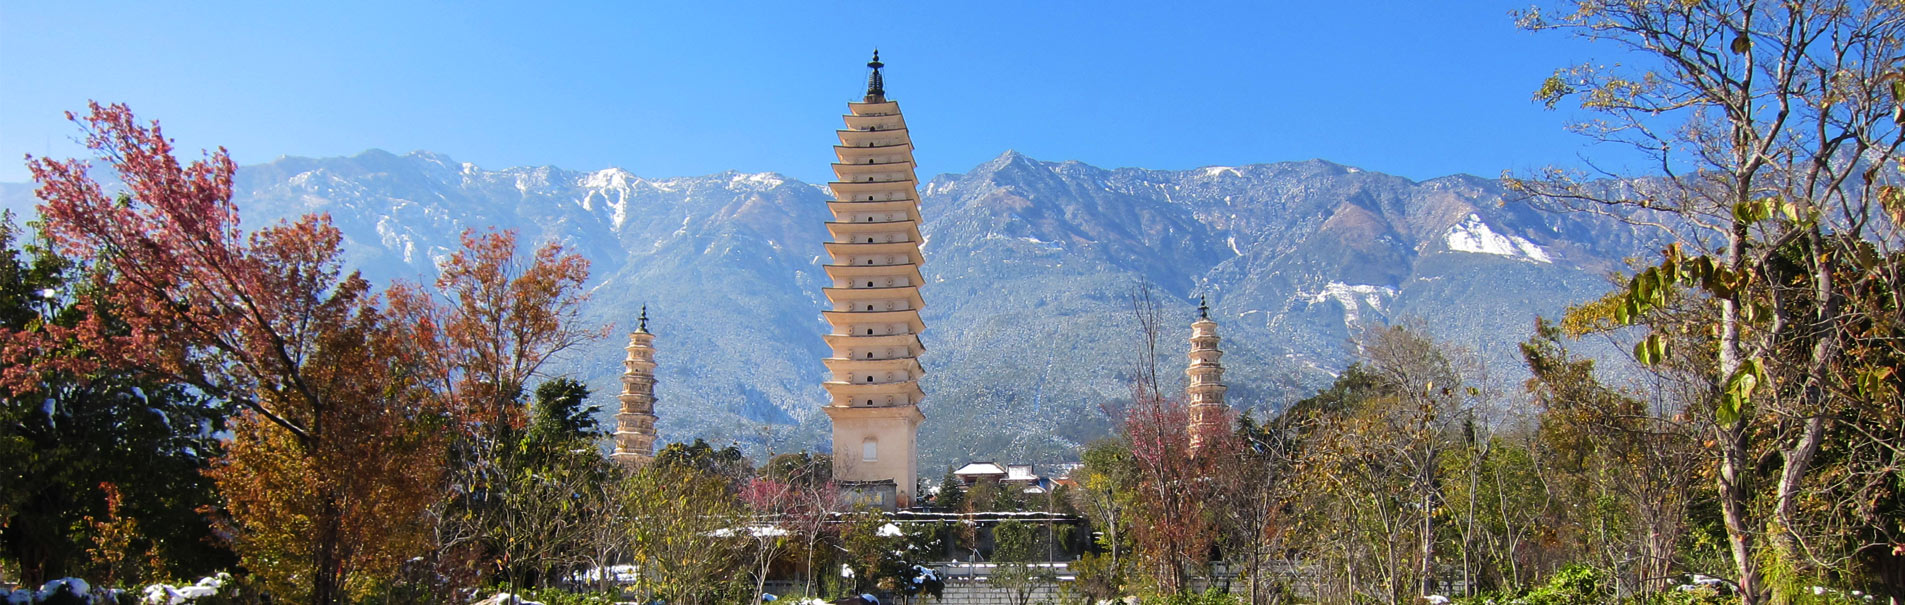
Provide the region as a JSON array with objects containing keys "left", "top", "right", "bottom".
[
  {"left": 1187, "top": 297, "right": 1231, "bottom": 456},
  {"left": 612, "top": 306, "right": 659, "bottom": 467},
  {"left": 820, "top": 51, "right": 927, "bottom": 508}
]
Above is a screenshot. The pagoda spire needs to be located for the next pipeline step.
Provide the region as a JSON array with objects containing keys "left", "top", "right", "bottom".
[
  {"left": 612, "top": 308, "right": 660, "bottom": 467},
  {"left": 821, "top": 54, "right": 925, "bottom": 509},
  {"left": 1186, "top": 302, "right": 1230, "bottom": 457},
  {"left": 864, "top": 50, "right": 886, "bottom": 103}
]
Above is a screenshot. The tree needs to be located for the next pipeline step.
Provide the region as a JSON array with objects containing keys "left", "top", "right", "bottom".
[
  {"left": 1360, "top": 324, "right": 1479, "bottom": 599},
  {"left": 738, "top": 477, "right": 798, "bottom": 603},
  {"left": 0, "top": 213, "right": 232, "bottom": 586},
  {"left": 527, "top": 377, "right": 602, "bottom": 443},
  {"left": 1070, "top": 438, "right": 1137, "bottom": 599},
  {"left": 1213, "top": 411, "right": 1299, "bottom": 605},
  {"left": 1290, "top": 325, "right": 1479, "bottom": 605},
  {"left": 623, "top": 464, "right": 748, "bottom": 605},
  {"left": 386, "top": 229, "right": 598, "bottom": 433},
  {"left": 837, "top": 511, "right": 940, "bottom": 603},
  {"left": 934, "top": 468, "right": 966, "bottom": 511},
  {"left": 1117, "top": 279, "right": 1218, "bottom": 596},
  {"left": 757, "top": 451, "right": 838, "bottom": 597},
  {"left": 1124, "top": 392, "right": 1211, "bottom": 596},
  {"left": 654, "top": 438, "right": 752, "bottom": 483},
  {"left": 463, "top": 379, "right": 616, "bottom": 592},
  {"left": 8, "top": 104, "right": 607, "bottom": 602},
  {"left": 1514, "top": 1, "right": 1905, "bottom": 600},
  {"left": 384, "top": 229, "right": 601, "bottom": 597},
  {"left": 761, "top": 451, "right": 833, "bottom": 487},
  {"left": 572, "top": 463, "right": 633, "bottom": 594},
  {"left": 990, "top": 520, "right": 1058, "bottom": 605},
  {"left": 1521, "top": 317, "right": 1705, "bottom": 596},
  {"left": 208, "top": 346, "right": 445, "bottom": 601},
  {"left": 5, "top": 103, "right": 449, "bottom": 603}
]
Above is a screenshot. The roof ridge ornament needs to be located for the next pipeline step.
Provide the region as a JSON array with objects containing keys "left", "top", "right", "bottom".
[
  {"left": 864, "top": 49, "right": 886, "bottom": 103},
  {"left": 1198, "top": 295, "right": 1209, "bottom": 319},
  {"left": 637, "top": 304, "right": 649, "bottom": 333}
]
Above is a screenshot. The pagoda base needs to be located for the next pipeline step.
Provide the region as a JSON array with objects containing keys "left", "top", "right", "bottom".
[{"left": 825, "top": 403, "right": 924, "bottom": 507}]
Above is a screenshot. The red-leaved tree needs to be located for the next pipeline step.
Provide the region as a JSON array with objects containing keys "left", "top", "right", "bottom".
[
  {"left": 7, "top": 103, "right": 604, "bottom": 603},
  {"left": 5, "top": 102, "right": 443, "bottom": 603},
  {"left": 1119, "top": 280, "right": 1219, "bottom": 595},
  {"left": 1125, "top": 394, "right": 1216, "bottom": 595},
  {"left": 387, "top": 228, "right": 597, "bottom": 432}
]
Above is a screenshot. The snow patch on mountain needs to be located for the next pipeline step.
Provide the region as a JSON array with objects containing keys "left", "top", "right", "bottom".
[
  {"left": 374, "top": 216, "right": 416, "bottom": 263},
  {"left": 580, "top": 169, "right": 638, "bottom": 228},
  {"left": 1444, "top": 214, "right": 1552, "bottom": 263},
  {"left": 1201, "top": 166, "right": 1242, "bottom": 179},
  {"left": 1301, "top": 282, "right": 1398, "bottom": 326},
  {"left": 728, "top": 172, "right": 785, "bottom": 191}
]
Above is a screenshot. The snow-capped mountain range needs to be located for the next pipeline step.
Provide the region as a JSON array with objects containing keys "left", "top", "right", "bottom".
[{"left": 0, "top": 149, "right": 1657, "bottom": 466}]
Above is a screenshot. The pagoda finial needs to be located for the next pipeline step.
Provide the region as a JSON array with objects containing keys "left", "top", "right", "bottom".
[
  {"left": 1198, "top": 295, "right": 1209, "bottom": 319},
  {"left": 864, "top": 49, "right": 887, "bottom": 102},
  {"left": 637, "top": 305, "right": 649, "bottom": 333}
]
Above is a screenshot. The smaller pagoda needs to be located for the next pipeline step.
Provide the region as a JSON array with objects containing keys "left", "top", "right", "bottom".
[
  {"left": 612, "top": 306, "right": 660, "bottom": 467},
  {"left": 1186, "top": 297, "right": 1231, "bottom": 456}
]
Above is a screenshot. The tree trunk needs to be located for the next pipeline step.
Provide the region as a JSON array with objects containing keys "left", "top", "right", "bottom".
[
  {"left": 313, "top": 494, "right": 344, "bottom": 604},
  {"left": 1716, "top": 423, "right": 1761, "bottom": 605},
  {"left": 1420, "top": 489, "right": 1436, "bottom": 598}
]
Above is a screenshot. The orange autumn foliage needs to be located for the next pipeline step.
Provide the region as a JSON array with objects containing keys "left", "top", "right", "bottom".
[{"left": 10, "top": 103, "right": 600, "bottom": 603}]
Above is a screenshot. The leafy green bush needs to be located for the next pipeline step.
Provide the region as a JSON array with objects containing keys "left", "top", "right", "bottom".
[
  {"left": 1063, "top": 551, "right": 1124, "bottom": 603},
  {"left": 1450, "top": 590, "right": 1518, "bottom": 605},
  {"left": 515, "top": 587, "right": 621, "bottom": 605},
  {"left": 1639, "top": 587, "right": 1738, "bottom": 605},
  {"left": 1142, "top": 587, "right": 1240, "bottom": 605},
  {"left": 1520, "top": 565, "right": 1613, "bottom": 605}
]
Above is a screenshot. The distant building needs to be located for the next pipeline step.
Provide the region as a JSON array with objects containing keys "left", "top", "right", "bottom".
[
  {"left": 612, "top": 306, "right": 660, "bottom": 467},
  {"left": 821, "top": 51, "right": 928, "bottom": 510},
  {"left": 952, "top": 461, "right": 1054, "bottom": 494},
  {"left": 952, "top": 461, "right": 1007, "bottom": 484}
]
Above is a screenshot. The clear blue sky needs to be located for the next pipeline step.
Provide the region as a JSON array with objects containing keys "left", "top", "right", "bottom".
[{"left": 0, "top": 1, "right": 1642, "bottom": 185}]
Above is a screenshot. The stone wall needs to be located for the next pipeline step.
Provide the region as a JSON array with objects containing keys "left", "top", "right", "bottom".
[
  {"left": 936, "top": 578, "right": 1066, "bottom": 605},
  {"left": 764, "top": 561, "right": 1314, "bottom": 604}
]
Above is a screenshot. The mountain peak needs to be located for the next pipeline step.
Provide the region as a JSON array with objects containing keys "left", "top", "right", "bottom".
[
  {"left": 351, "top": 148, "right": 400, "bottom": 162},
  {"left": 583, "top": 167, "right": 640, "bottom": 189},
  {"left": 989, "top": 149, "right": 1041, "bottom": 166},
  {"left": 977, "top": 150, "right": 1052, "bottom": 179},
  {"left": 403, "top": 150, "right": 459, "bottom": 165}
]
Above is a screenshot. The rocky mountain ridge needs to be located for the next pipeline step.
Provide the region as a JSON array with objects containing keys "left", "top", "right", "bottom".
[{"left": 0, "top": 149, "right": 1657, "bottom": 467}]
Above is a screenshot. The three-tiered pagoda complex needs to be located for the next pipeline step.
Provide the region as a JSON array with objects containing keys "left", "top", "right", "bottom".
[{"left": 820, "top": 51, "right": 927, "bottom": 508}]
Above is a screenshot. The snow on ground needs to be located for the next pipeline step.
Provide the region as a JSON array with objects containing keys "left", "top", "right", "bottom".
[
  {"left": 10, "top": 579, "right": 90, "bottom": 605},
  {"left": 569, "top": 564, "right": 640, "bottom": 584},
  {"left": 711, "top": 525, "right": 793, "bottom": 538},
  {"left": 472, "top": 593, "right": 545, "bottom": 605},
  {"left": 141, "top": 573, "right": 231, "bottom": 605},
  {"left": 1444, "top": 213, "right": 1552, "bottom": 263}
]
